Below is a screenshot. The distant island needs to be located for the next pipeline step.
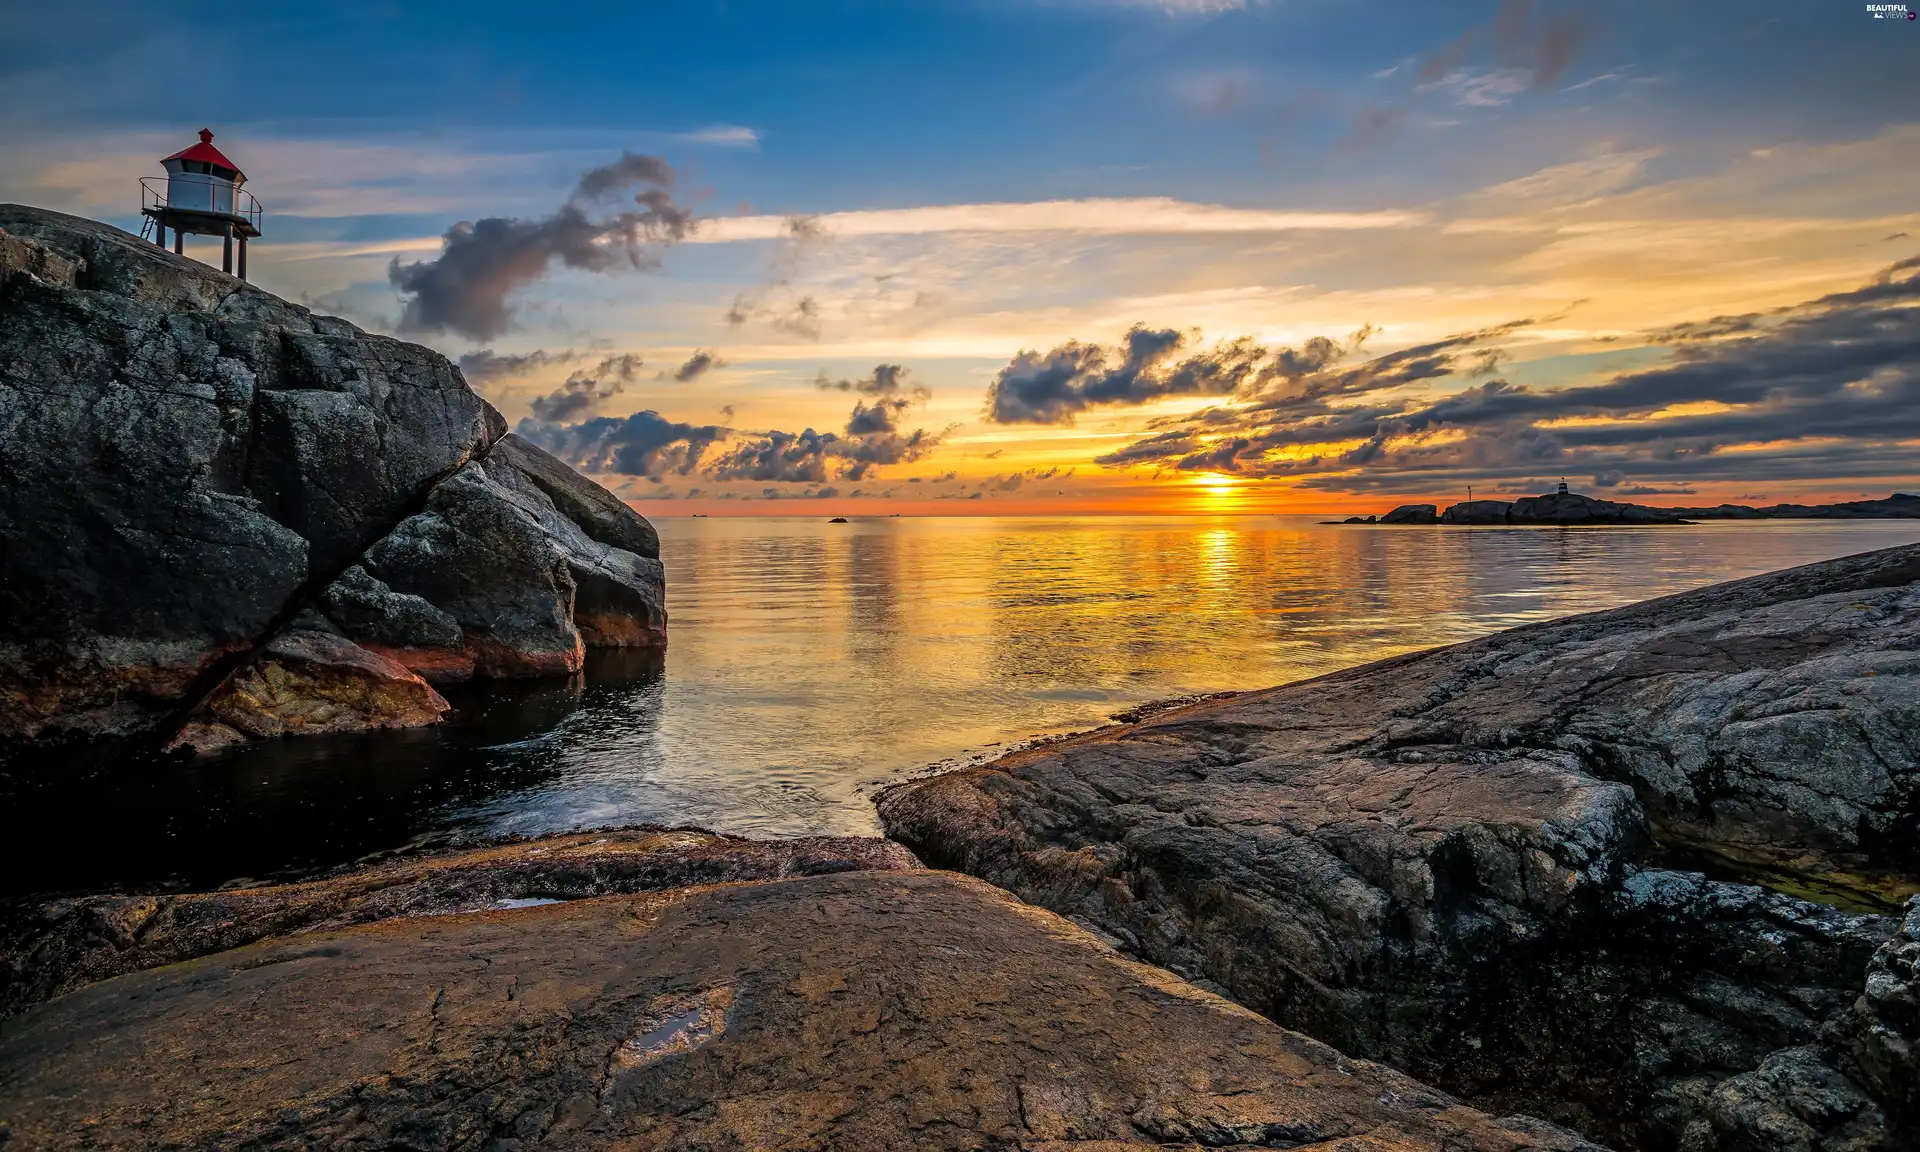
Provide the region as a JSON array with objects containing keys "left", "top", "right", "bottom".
[{"left": 1326, "top": 489, "right": 1920, "bottom": 526}]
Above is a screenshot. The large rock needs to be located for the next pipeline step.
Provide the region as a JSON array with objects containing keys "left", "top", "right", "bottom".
[
  {"left": 1506, "top": 492, "right": 1689, "bottom": 525},
  {"left": 1440, "top": 499, "right": 1514, "bottom": 525},
  {"left": 0, "top": 827, "right": 918, "bottom": 1017},
  {"left": 1380, "top": 503, "right": 1439, "bottom": 524},
  {"left": 879, "top": 544, "right": 1920, "bottom": 1148},
  {"left": 352, "top": 447, "right": 667, "bottom": 678},
  {"left": 0, "top": 205, "right": 665, "bottom": 743},
  {"left": 0, "top": 868, "right": 1599, "bottom": 1151}
]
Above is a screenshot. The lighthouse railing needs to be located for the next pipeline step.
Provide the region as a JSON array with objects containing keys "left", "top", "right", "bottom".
[{"left": 140, "top": 176, "right": 264, "bottom": 232}]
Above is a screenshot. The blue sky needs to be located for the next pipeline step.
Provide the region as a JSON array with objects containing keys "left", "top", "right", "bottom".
[{"left": 6, "top": 0, "right": 1919, "bottom": 512}]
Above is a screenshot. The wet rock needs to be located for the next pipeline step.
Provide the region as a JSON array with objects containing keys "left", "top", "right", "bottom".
[
  {"left": 188, "top": 628, "right": 450, "bottom": 739},
  {"left": 879, "top": 544, "right": 1920, "bottom": 1148},
  {"left": 0, "top": 870, "right": 1600, "bottom": 1151},
  {"left": 1381, "top": 503, "right": 1439, "bottom": 524},
  {"left": 160, "top": 719, "right": 250, "bottom": 755},
  {"left": 0, "top": 828, "right": 918, "bottom": 1016}
]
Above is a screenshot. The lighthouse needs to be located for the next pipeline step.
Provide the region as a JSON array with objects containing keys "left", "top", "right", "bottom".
[{"left": 140, "top": 129, "right": 263, "bottom": 280}]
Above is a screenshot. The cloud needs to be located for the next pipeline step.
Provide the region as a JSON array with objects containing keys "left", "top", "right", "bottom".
[
  {"left": 456, "top": 348, "right": 577, "bottom": 386},
  {"left": 685, "top": 198, "right": 1427, "bottom": 243},
  {"left": 1410, "top": 1, "right": 1588, "bottom": 109},
  {"left": 670, "top": 124, "right": 761, "bottom": 148},
  {"left": 1091, "top": 259, "right": 1920, "bottom": 494},
  {"left": 708, "top": 384, "right": 946, "bottom": 482},
  {"left": 816, "top": 364, "right": 931, "bottom": 402},
  {"left": 670, "top": 349, "right": 726, "bottom": 382},
  {"left": 388, "top": 152, "right": 692, "bottom": 340},
  {"left": 525, "top": 353, "right": 643, "bottom": 423},
  {"left": 516, "top": 408, "right": 728, "bottom": 480},
  {"left": 984, "top": 324, "right": 1371, "bottom": 424}
]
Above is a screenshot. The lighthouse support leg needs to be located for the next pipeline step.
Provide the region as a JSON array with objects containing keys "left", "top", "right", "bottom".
[
  {"left": 154, "top": 221, "right": 166, "bottom": 249},
  {"left": 173, "top": 230, "right": 183, "bottom": 256},
  {"left": 237, "top": 235, "right": 247, "bottom": 282},
  {"left": 223, "top": 227, "right": 233, "bottom": 275}
]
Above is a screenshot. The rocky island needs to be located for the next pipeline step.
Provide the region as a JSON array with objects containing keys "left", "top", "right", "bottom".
[
  {"left": 0, "top": 205, "right": 666, "bottom": 752},
  {"left": 1331, "top": 490, "right": 1920, "bottom": 526}
]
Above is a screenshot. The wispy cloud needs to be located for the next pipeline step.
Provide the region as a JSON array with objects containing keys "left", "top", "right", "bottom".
[
  {"left": 671, "top": 124, "right": 762, "bottom": 148},
  {"left": 686, "top": 198, "right": 1427, "bottom": 243}
]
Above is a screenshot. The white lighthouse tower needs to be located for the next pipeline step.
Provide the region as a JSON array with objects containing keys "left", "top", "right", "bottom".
[{"left": 140, "top": 129, "right": 263, "bottom": 280}]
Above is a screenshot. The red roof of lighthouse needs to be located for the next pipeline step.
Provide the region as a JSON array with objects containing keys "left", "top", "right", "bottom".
[{"left": 164, "top": 129, "right": 244, "bottom": 177}]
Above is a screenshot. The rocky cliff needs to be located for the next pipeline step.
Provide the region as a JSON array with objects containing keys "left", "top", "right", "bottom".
[
  {"left": 879, "top": 543, "right": 1920, "bottom": 1150},
  {"left": 0, "top": 205, "right": 666, "bottom": 748}
]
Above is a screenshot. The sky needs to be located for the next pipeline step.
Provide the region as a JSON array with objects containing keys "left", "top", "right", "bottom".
[{"left": 4, "top": 0, "right": 1918, "bottom": 516}]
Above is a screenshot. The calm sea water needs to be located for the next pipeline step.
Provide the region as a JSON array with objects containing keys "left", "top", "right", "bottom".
[{"left": 5, "top": 515, "right": 1917, "bottom": 896}]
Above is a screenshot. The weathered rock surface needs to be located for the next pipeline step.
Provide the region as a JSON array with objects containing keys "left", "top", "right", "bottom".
[
  {"left": 356, "top": 442, "right": 668, "bottom": 678},
  {"left": 1828, "top": 897, "right": 1920, "bottom": 1134},
  {"left": 0, "top": 827, "right": 918, "bottom": 1018},
  {"left": 880, "top": 544, "right": 1920, "bottom": 1149},
  {"left": 0, "top": 869, "right": 1600, "bottom": 1151},
  {"left": 186, "top": 628, "right": 451, "bottom": 738},
  {"left": 0, "top": 204, "right": 666, "bottom": 744}
]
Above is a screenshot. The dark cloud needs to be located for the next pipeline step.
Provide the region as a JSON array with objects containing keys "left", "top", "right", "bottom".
[
  {"left": 516, "top": 407, "right": 727, "bottom": 480},
  {"left": 708, "top": 387, "right": 944, "bottom": 483},
  {"left": 389, "top": 153, "right": 691, "bottom": 341},
  {"left": 670, "top": 349, "right": 725, "bottom": 382},
  {"left": 456, "top": 348, "right": 577, "bottom": 385},
  {"left": 526, "top": 353, "right": 643, "bottom": 423},
  {"left": 709, "top": 428, "right": 837, "bottom": 483},
  {"left": 986, "top": 324, "right": 1384, "bottom": 425},
  {"left": 816, "top": 364, "right": 930, "bottom": 402},
  {"left": 1092, "top": 259, "right": 1920, "bottom": 494},
  {"left": 772, "top": 296, "right": 821, "bottom": 340}
]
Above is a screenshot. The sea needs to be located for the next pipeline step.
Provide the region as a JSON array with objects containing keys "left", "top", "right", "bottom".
[{"left": 5, "top": 514, "right": 1918, "bottom": 897}]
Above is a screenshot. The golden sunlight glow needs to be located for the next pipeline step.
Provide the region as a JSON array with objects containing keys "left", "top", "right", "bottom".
[{"left": 1540, "top": 401, "right": 1743, "bottom": 429}]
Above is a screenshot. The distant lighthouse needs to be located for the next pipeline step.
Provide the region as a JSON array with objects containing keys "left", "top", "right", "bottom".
[
  {"left": 140, "top": 129, "right": 263, "bottom": 280},
  {"left": 1557, "top": 479, "right": 1570, "bottom": 495}
]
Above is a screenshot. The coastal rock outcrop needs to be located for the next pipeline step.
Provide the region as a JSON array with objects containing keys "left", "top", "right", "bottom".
[
  {"left": 1358, "top": 490, "right": 1919, "bottom": 528},
  {"left": 1381, "top": 503, "right": 1439, "bottom": 524},
  {"left": 0, "top": 205, "right": 666, "bottom": 745},
  {"left": 0, "top": 866, "right": 1599, "bottom": 1151},
  {"left": 0, "top": 827, "right": 918, "bottom": 1017},
  {"left": 880, "top": 543, "right": 1920, "bottom": 1149},
  {"left": 1506, "top": 492, "right": 1689, "bottom": 525}
]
